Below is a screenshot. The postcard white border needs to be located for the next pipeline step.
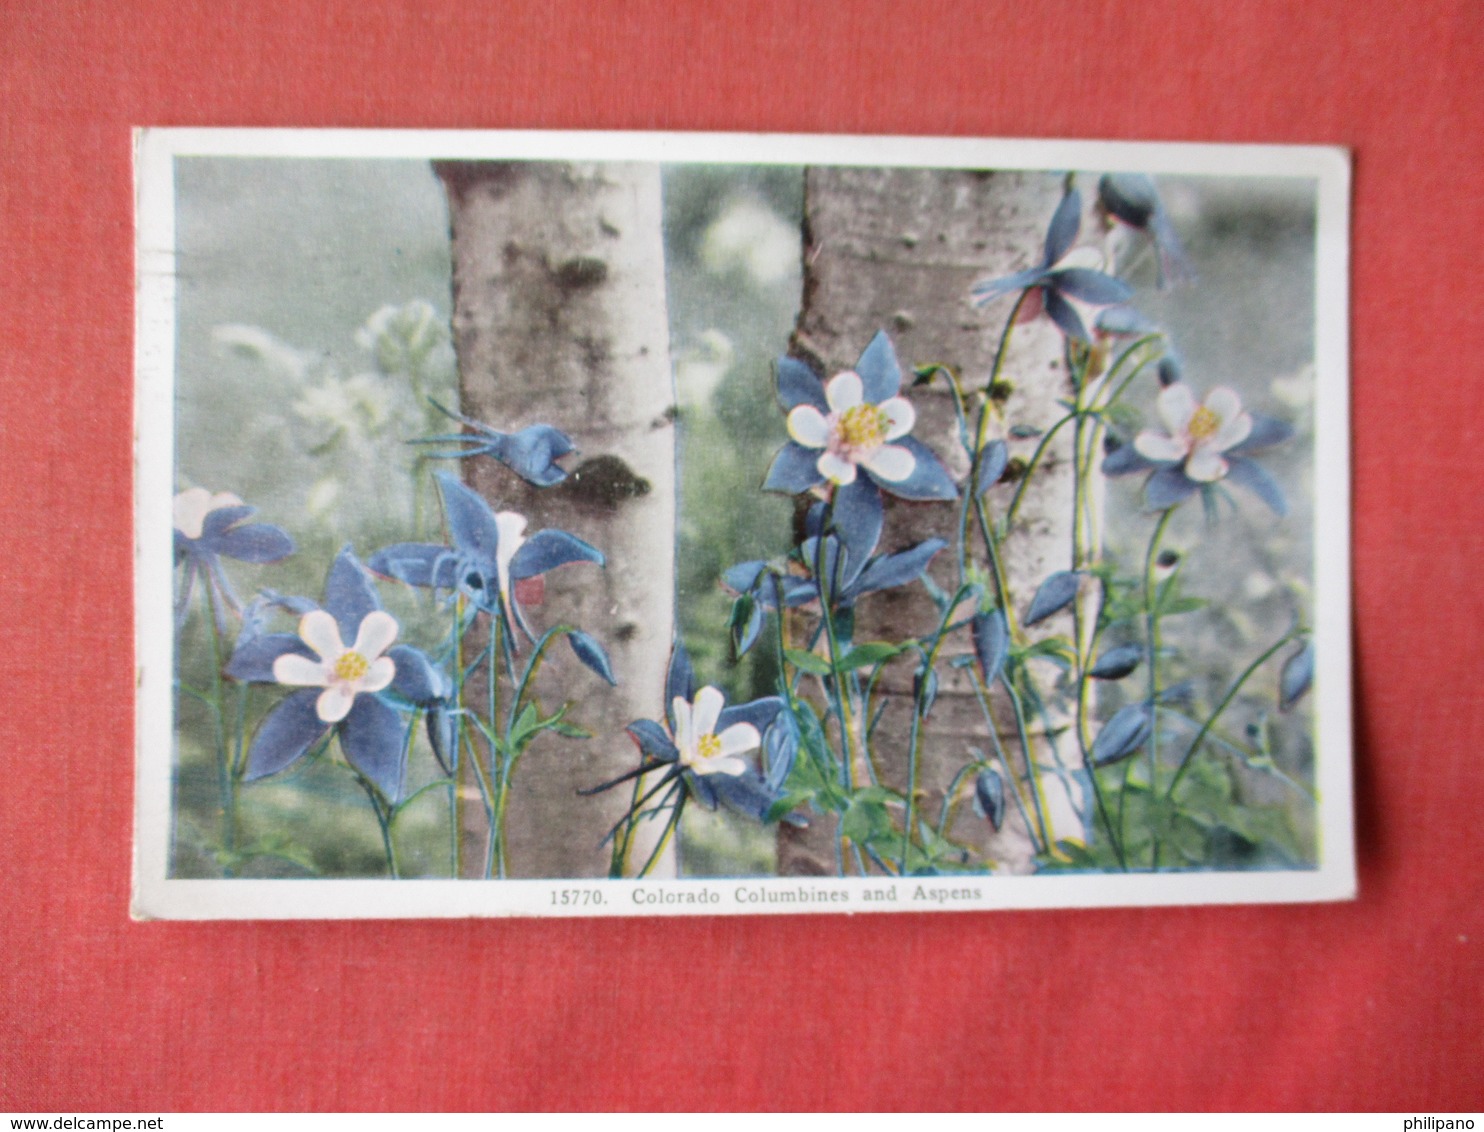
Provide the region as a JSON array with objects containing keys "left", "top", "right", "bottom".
[{"left": 133, "top": 128, "right": 1353, "bottom": 920}]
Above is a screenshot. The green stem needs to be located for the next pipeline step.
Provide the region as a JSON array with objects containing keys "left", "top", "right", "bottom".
[
  {"left": 1003, "top": 413, "right": 1078, "bottom": 532},
  {"left": 1143, "top": 508, "right": 1174, "bottom": 869},
  {"left": 1001, "top": 670, "right": 1052, "bottom": 850},
  {"left": 200, "top": 582, "right": 237, "bottom": 871},
  {"left": 899, "top": 586, "right": 971, "bottom": 872},
  {"left": 968, "top": 677, "right": 1041, "bottom": 850},
  {"left": 1165, "top": 634, "right": 1300, "bottom": 801}
]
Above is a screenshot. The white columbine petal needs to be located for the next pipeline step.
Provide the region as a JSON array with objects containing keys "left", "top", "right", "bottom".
[
  {"left": 861, "top": 444, "right": 915, "bottom": 482},
  {"left": 787, "top": 405, "right": 830, "bottom": 449},
  {"left": 878, "top": 397, "right": 915, "bottom": 441},
  {"left": 1184, "top": 446, "right": 1230, "bottom": 483},
  {"left": 1134, "top": 431, "right": 1190, "bottom": 463},
  {"left": 1204, "top": 386, "right": 1243, "bottom": 424},
  {"left": 824, "top": 371, "right": 863, "bottom": 413},
  {"left": 671, "top": 697, "right": 694, "bottom": 754},
  {"left": 1156, "top": 383, "right": 1197, "bottom": 436},
  {"left": 494, "top": 511, "right": 529, "bottom": 599},
  {"left": 173, "top": 487, "right": 244, "bottom": 540},
  {"left": 273, "top": 610, "right": 401, "bottom": 724},
  {"left": 816, "top": 451, "right": 858, "bottom": 485},
  {"left": 691, "top": 686, "right": 725, "bottom": 739},
  {"left": 715, "top": 722, "right": 761, "bottom": 757},
  {"left": 362, "top": 656, "right": 396, "bottom": 694},
  {"left": 317, "top": 685, "right": 358, "bottom": 724},
  {"left": 1209, "top": 407, "right": 1253, "bottom": 451},
  {"left": 273, "top": 653, "right": 333, "bottom": 687},
  {"left": 298, "top": 610, "right": 346, "bottom": 661},
  {"left": 352, "top": 610, "right": 399, "bottom": 659}
]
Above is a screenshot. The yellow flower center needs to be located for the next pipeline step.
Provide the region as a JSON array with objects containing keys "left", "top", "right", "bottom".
[
  {"left": 836, "top": 404, "right": 888, "bottom": 450},
  {"left": 334, "top": 651, "right": 371, "bottom": 682},
  {"left": 1187, "top": 406, "right": 1220, "bottom": 442},
  {"left": 696, "top": 732, "right": 722, "bottom": 761}
]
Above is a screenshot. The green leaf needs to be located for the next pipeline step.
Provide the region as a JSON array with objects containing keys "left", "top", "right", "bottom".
[
  {"left": 841, "top": 797, "right": 895, "bottom": 844},
  {"left": 838, "top": 641, "right": 907, "bottom": 671},
  {"left": 784, "top": 648, "right": 833, "bottom": 676}
]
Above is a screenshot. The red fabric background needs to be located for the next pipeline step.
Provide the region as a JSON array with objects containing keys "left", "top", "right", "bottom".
[{"left": 2, "top": 0, "right": 1481, "bottom": 1112}]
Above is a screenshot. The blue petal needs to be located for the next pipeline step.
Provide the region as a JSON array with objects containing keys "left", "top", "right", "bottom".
[
  {"left": 970, "top": 265, "right": 1048, "bottom": 306},
  {"left": 1144, "top": 467, "right": 1201, "bottom": 510},
  {"left": 426, "top": 705, "right": 457, "bottom": 776},
  {"left": 368, "top": 543, "right": 461, "bottom": 590},
  {"left": 1280, "top": 641, "right": 1314, "bottom": 711},
  {"left": 498, "top": 424, "right": 577, "bottom": 487},
  {"left": 226, "top": 632, "right": 314, "bottom": 683},
  {"left": 833, "top": 477, "right": 884, "bottom": 586},
  {"left": 854, "top": 330, "right": 902, "bottom": 403},
  {"left": 1090, "top": 643, "right": 1143, "bottom": 680},
  {"left": 1091, "top": 702, "right": 1153, "bottom": 766},
  {"left": 1024, "top": 570, "right": 1080, "bottom": 626},
  {"left": 212, "top": 522, "right": 295, "bottom": 564},
  {"left": 776, "top": 357, "right": 827, "bottom": 412},
  {"left": 244, "top": 689, "right": 330, "bottom": 781},
  {"left": 763, "top": 442, "right": 825, "bottom": 494},
  {"left": 976, "top": 440, "right": 1009, "bottom": 496},
  {"left": 1149, "top": 207, "right": 1197, "bottom": 288},
  {"left": 510, "top": 529, "right": 604, "bottom": 579},
  {"left": 915, "top": 665, "right": 939, "bottom": 717},
  {"left": 874, "top": 436, "right": 957, "bottom": 501},
  {"left": 710, "top": 769, "right": 801, "bottom": 825},
  {"left": 1095, "top": 305, "right": 1159, "bottom": 338},
  {"left": 340, "top": 694, "right": 408, "bottom": 801},
  {"left": 1043, "top": 287, "right": 1091, "bottom": 341},
  {"left": 259, "top": 589, "right": 318, "bottom": 616},
  {"left": 388, "top": 644, "right": 450, "bottom": 706},
  {"left": 665, "top": 640, "right": 697, "bottom": 730},
  {"left": 321, "top": 548, "right": 383, "bottom": 641},
  {"left": 848, "top": 538, "right": 947, "bottom": 600},
  {"left": 732, "top": 596, "right": 764, "bottom": 658},
  {"left": 436, "top": 472, "right": 501, "bottom": 566},
  {"left": 1097, "top": 174, "right": 1157, "bottom": 229},
  {"left": 1229, "top": 414, "right": 1295, "bottom": 454},
  {"left": 1102, "top": 443, "right": 1156, "bottom": 477},
  {"left": 568, "top": 630, "right": 618, "bottom": 686},
  {"left": 1053, "top": 267, "right": 1133, "bottom": 305},
  {"left": 717, "top": 695, "right": 784, "bottom": 736},
  {"left": 626, "top": 718, "right": 679, "bottom": 762},
  {"left": 723, "top": 560, "right": 768, "bottom": 596},
  {"left": 763, "top": 715, "right": 799, "bottom": 792},
  {"left": 1044, "top": 189, "right": 1083, "bottom": 264},
  {"left": 974, "top": 767, "right": 1006, "bottom": 830},
  {"left": 1157, "top": 355, "right": 1184, "bottom": 386},
  {"left": 686, "top": 771, "right": 719, "bottom": 811},
  {"left": 200, "top": 505, "right": 256, "bottom": 540},
  {"left": 1224, "top": 456, "right": 1288, "bottom": 517},
  {"left": 971, "top": 609, "right": 1009, "bottom": 685}
]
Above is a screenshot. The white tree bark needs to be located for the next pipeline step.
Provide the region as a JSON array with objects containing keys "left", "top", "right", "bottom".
[
  {"left": 437, "top": 161, "right": 676, "bottom": 878},
  {"left": 779, "top": 167, "right": 1084, "bottom": 876}
]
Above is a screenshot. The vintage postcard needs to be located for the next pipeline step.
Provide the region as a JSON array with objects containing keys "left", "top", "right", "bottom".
[{"left": 134, "top": 129, "right": 1352, "bottom": 918}]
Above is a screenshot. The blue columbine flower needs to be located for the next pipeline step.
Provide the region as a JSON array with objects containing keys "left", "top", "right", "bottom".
[
  {"left": 173, "top": 487, "right": 294, "bottom": 626},
  {"left": 725, "top": 489, "right": 946, "bottom": 615},
  {"left": 1102, "top": 381, "right": 1294, "bottom": 515},
  {"left": 764, "top": 331, "right": 957, "bottom": 504},
  {"left": 970, "top": 188, "right": 1133, "bottom": 342},
  {"left": 412, "top": 399, "right": 577, "bottom": 488},
  {"left": 1097, "top": 173, "right": 1196, "bottom": 289},
  {"left": 586, "top": 641, "right": 802, "bottom": 834},
  {"left": 369, "top": 472, "right": 604, "bottom": 640},
  {"left": 226, "top": 548, "right": 414, "bottom": 800}
]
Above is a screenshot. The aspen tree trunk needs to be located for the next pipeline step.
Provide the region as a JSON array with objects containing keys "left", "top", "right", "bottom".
[
  {"left": 779, "top": 168, "right": 1086, "bottom": 876},
  {"left": 436, "top": 161, "right": 676, "bottom": 878}
]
